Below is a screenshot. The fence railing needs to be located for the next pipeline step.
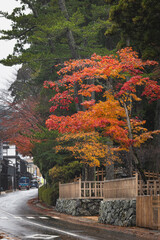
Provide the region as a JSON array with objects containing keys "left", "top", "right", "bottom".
[
  {"left": 138, "top": 180, "right": 160, "bottom": 196},
  {"left": 133, "top": 170, "right": 160, "bottom": 180},
  {"left": 81, "top": 180, "right": 104, "bottom": 198},
  {"left": 95, "top": 169, "right": 160, "bottom": 181},
  {"left": 59, "top": 179, "right": 104, "bottom": 199},
  {"left": 59, "top": 173, "right": 160, "bottom": 199},
  {"left": 59, "top": 177, "right": 137, "bottom": 199}
]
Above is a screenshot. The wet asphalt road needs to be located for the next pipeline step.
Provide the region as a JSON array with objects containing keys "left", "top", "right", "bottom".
[{"left": 0, "top": 189, "right": 148, "bottom": 240}]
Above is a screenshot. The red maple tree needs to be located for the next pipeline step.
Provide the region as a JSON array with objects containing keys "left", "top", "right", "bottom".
[
  {"left": 0, "top": 97, "right": 43, "bottom": 156},
  {"left": 44, "top": 47, "right": 160, "bottom": 179}
]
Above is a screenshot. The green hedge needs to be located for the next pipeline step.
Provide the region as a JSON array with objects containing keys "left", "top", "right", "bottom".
[{"left": 38, "top": 183, "right": 59, "bottom": 206}]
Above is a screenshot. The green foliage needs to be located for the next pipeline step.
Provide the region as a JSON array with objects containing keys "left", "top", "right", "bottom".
[
  {"left": 0, "top": 0, "right": 118, "bottom": 116},
  {"left": 8, "top": 64, "right": 41, "bottom": 102},
  {"left": 49, "top": 161, "right": 82, "bottom": 183},
  {"left": 106, "top": 0, "right": 160, "bottom": 61},
  {"left": 0, "top": 0, "right": 116, "bottom": 68},
  {"left": 38, "top": 183, "right": 59, "bottom": 206},
  {"left": 32, "top": 127, "right": 77, "bottom": 183},
  {"left": 38, "top": 185, "right": 46, "bottom": 200},
  {"left": 1, "top": 0, "right": 159, "bottom": 185},
  {"left": 32, "top": 128, "right": 61, "bottom": 180}
]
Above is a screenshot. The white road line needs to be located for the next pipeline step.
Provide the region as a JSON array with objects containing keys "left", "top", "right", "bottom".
[
  {"left": 0, "top": 216, "right": 8, "bottom": 219},
  {"left": 14, "top": 216, "right": 22, "bottom": 220},
  {"left": 0, "top": 209, "right": 92, "bottom": 239},
  {"left": 0, "top": 209, "right": 15, "bottom": 217},
  {"left": 39, "top": 216, "right": 49, "bottom": 219},
  {"left": 25, "top": 234, "right": 59, "bottom": 239},
  {"left": 24, "top": 219, "right": 90, "bottom": 239},
  {"left": 26, "top": 216, "right": 35, "bottom": 219}
]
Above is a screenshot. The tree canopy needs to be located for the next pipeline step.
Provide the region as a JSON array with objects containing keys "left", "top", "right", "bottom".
[
  {"left": 0, "top": 0, "right": 160, "bottom": 182},
  {"left": 45, "top": 47, "right": 160, "bottom": 178},
  {"left": 106, "top": 0, "right": 160, "bottom": 61}
]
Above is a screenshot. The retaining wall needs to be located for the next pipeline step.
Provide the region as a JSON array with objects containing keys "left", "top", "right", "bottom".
[
  {"left": 99, "top": 199, "right": 136, "bottom": 227},
  {"left": 56, "top": 199, "right": 101, "bottom": 216}
]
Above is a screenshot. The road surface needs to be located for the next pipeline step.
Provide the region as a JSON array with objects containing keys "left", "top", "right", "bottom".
[{"left": 0, "top": 189, "right": 149, "bottom": 240}]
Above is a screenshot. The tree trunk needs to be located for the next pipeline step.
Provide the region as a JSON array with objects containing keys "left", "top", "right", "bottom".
[
  {"left": 123, "top": 101, "right": 147, "bottom": 183},
  {"left": 23, "top": 0, "right": 38, "bottom": 18},
  {"left": 130, "top": 147, "right": 147, "bottom": 183},
  {"left": 105, "top": 163, "right": 114, "bottom": 180},
  {"left": 82, "top": 165, "right": 95, "bottom": 181},
  {"left": 58, "top": 0, "right": 79, "bottom": 59},
  {"left": 126, "top": 37, "right": 130, "bottom": 47},
  {"left": 58, "top": 0, "right": 80, "bottom": 112}
]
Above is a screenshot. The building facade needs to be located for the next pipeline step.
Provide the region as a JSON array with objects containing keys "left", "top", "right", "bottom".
[{"left": 0, "top": 142, "right": 32, "bottom": 191}]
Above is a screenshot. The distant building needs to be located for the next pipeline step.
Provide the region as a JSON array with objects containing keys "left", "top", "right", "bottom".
[
  {"left": 25, "top": 156, "right": 43, "bottom": 183},
  {"left": 0, "top": 105, "right": 42, "bottom": 190},
  {"left": 0, "top": 142, "right": 34, "bottom": 191}
]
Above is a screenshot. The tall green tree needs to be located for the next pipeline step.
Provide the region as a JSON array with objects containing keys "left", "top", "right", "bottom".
[
  {"left": 1, "top": 0, "right": 118, "bottom": 112},
  {"left": 32, "top": 127, "right": 82, "bottom": 183},
  {"left": 106, "top": 0, "right": 160, "bottom": 61},
  {"left": 0, "top": 0, "right": 114, "bottom": 68}
]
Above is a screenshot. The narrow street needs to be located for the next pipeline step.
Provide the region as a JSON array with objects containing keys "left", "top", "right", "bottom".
[{"left": 0, "top": 190, "right": 158, "bottom": 240}]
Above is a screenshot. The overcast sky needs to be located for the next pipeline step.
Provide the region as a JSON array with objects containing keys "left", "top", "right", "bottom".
[{"left": 0, "top": 0, "right": 21, "bottom": 91}]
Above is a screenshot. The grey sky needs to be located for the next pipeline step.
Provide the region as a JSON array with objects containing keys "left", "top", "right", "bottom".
[{"left": 0, "top": 0, "right": 21, "bottom": 90}]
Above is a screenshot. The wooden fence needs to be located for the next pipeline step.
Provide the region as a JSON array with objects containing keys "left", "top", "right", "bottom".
[
  {"left": 103, "top": 176, "right": 138, "bottom": 199},
  {"left": 59, "top": 181, "right": 80, "bottom": 199},
  {"left": 59, "top": 179, "right": 104, "bottom": 199},
  {"left": 138, "top": 180, "right": 160, "bottom": 196},
  {"left": 133, "top": 170, "right": 160, "bottom": 180},
  {"left": 59, "top": 174, "right": 160, "bottom": 199},
  {"left": 59, "top": 174, "right": 160, "bottom": 230},
  {"left": 95, "top": 168, "right": 105, "bottom": 181},
  {"left": 136, "top": 196, "right": 160, "bottom": 230},
  {"left": 74, "top": 170, "right": 160, "bottom": 182},
  {"left": 136, "top": 178, "right": 160, "bottom": 230}
]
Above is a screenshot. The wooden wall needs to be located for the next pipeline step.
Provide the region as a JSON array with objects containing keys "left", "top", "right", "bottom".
[{"left": 136, "top": 196, "right": 160, "bottom": 230}]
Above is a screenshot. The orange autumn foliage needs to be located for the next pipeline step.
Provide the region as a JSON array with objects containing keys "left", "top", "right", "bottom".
[
  {"left": 56, "top": 132, "right": 119, "bottom": 167},
  {"left": 45, "top": 47, "right": 160, "bottom": 167}
]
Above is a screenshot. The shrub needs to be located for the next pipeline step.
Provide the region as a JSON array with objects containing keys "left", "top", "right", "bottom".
[{"left": 38, "top": 183, "right": 59, "bottom": 206}]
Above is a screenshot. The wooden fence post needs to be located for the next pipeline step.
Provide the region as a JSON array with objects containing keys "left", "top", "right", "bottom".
[
  {"left": 89, "top": 182, "right": 91, "bottom": 197},
  {"left": 79, "top": 178, "right": 81, "bottom": 198},
  {"left": 97, "top": 169, "right": 99, "bottom": 181},
  {"left": 147, "top": 181, "right": 149, "bottom": 195},
  {"left": 59, "top": 182, "right": 61, "bottom": 199},
  {"left": 135, "top": 172, "right": 138, "bottom": 196},
  {"left": 102, "top": 169, "right": 104, "bottom": 181},
  {"left": 154, "top": 181, "right": 157, "bottom": 196},
  {"left": 100, "top": 182, "right": 103, "bottom": 198}
]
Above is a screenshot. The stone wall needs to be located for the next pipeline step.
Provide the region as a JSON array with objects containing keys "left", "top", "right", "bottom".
[
  {"left": 99, "top": 199, "right": 136, "bottom": 227},
  {"left": 56, "top": 199, "right": 101, "bottom": 216}
]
